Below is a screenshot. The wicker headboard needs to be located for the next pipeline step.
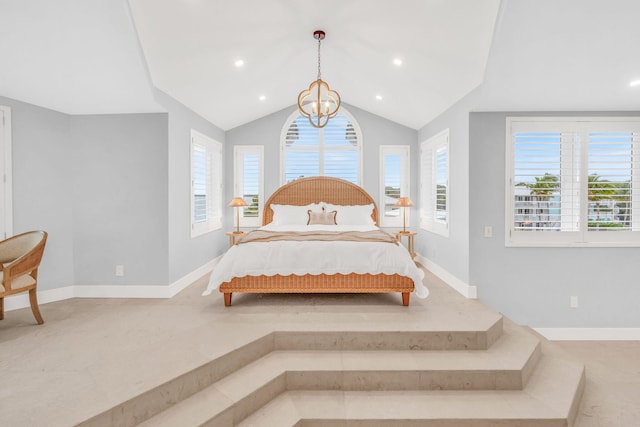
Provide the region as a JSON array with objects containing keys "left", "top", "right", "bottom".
[{"left": 262, "top": 176, "right": 378, "bottom": 225}]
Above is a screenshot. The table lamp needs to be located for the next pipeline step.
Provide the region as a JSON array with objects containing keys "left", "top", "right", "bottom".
[
  {"left": 394, "top": 197, "right": 414, "bottom": 233},
  {"left": 228, "top": 197, "right": 248, "bottom": 234}
]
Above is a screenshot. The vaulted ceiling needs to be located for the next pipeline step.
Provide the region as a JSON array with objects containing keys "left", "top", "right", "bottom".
[
  {"left": 128, "top": 0, "right": 500, "bottom": 130},
  {"left": 1, "top": 1, "right": 639, "bottom": 132},
  {"left": 0, "top": 0, "right": 500, "bottom": 131}
]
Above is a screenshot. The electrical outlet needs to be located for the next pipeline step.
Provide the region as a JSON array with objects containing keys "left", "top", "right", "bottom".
[
  {"left": 570, "top": 295, "right": 579, "bottom": 308},
  {"left": 484, "top": 226, "right": 493, "bottom": 238},
  {"left": 115, "top": 265, "right": 124, "bottom": 277}
]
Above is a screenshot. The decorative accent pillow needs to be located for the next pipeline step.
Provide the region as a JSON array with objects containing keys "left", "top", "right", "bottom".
[
  {"left": 271, "top": 203, "right": 322, "bottom": 225},
  {"left": 307, "top": 209, "right": 337, "bottom": 225},
  {"left": 323, "top": 203, "right": 375, "bottom": 226}
]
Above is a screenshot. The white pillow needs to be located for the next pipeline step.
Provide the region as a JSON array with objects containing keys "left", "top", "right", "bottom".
[
  {"left": 270, "top": 203, "right": 322, "bottom": 225},
  {"left": 323, "top": 203, "right": 375, "bottom": 226}
]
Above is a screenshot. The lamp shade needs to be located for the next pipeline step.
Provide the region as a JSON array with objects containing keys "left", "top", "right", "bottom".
[
  {"left": 228, "top": 197, "right": 248, "bottom": 207},
  {"left": 394, "top": 197, "right": 414, "bottom": 207}
]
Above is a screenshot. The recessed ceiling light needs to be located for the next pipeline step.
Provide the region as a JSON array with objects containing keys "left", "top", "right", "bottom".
[
  {"left": 234, "top": 59, "right": 244, "bottom": 68},
  {"left": 375, "top": 95, "right": 383, "bottom": 101},
  {"left": 630, "top": 79, "right": 640, "bottom": 87},
  {"left": 393, "top": 58, "right": 403, "bottom": 66},
  {"left": 259, "top": 95, "right": 266, "bottom": 101}
]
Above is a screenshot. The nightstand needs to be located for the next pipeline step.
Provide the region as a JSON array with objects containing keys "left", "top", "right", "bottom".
[
  {"left": 226, "top": 231, "right": 246, "bottom": 247},
  {"left": 394, "top": 231, "right": 416, "bottom": 259}
]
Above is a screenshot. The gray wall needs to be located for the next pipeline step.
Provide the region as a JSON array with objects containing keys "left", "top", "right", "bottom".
[
  {"left": 225, "top": 103, "right": 417, "bottom": 230},
  {"left": 469, "top": 111, "right": 640, "bottom": 327},
  {"left": 416, "top": 90, "right": 480, "bottom": 284},
  {"left": 3, "top": 91, "right": 228, "bottom": 290},
  {"left": 0, "top": 96, "right": 75, "bottom": 292},
  {"left": 70, "top": 113, "right": 169, "bottom": 286},
  {"left": 154, "top": 90, "right": 228, "bottom": 283}
]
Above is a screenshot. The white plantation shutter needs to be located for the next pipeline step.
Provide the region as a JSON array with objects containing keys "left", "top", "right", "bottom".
[
  {"left": 506, "top": 117, "right": 640, "bottom": 246},
  {"left": 379, "top": 145, "right": 410, "bottom": 228},
  {"left": 191, "top": 130, "right": 222, "bottom": 237},
  {"left": 586, "top": 125, "right": 640, "bottom": 236},
  {"left": 509, "top": 126, "right": 580, "bottom": 234},
  {"left": 420, "top": 144, "right": 433, "bottom": 222},
  {"left": 234, "top": 145, "right": 264, "bottom": 227},
  {"left": 420, "top": 130, "right": 449, "bottom": 237},
  {"left": 282, "top": 109, "right": 361, "bottom": 185},
  {"left": 435, "top": 145, "right": 448, "bottom": 222}
]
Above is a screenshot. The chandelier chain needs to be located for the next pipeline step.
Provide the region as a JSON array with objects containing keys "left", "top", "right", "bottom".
[{"left": 317, "top": 37, "right": 322, "bottom": 80}]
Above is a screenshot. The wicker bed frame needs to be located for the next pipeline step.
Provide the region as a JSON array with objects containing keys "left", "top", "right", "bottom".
[{"left": 219, "top": 176, "right": 415, "bottom": 306}]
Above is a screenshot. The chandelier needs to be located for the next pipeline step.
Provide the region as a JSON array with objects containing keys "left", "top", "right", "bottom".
[{"left": 297, "top": 30, "right": 341, "bottom": 128}]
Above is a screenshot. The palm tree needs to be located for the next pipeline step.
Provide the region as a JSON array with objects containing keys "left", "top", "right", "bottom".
[
  {"left": 528, "top": 173, "right": 559, "bottom": 229},
  {"left": 612, "top": 181, "right": 631, "bottom": 227},
  {"left": 587, "top": 174, "right": 616, "bottom": 227}
]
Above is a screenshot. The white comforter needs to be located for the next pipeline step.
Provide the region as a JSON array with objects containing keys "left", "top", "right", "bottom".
[{"left": 203, "top": 224, "right": 428, "bottom": 298}]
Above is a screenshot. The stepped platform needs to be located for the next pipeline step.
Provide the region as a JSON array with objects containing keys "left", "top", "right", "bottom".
[{"left": 1, "top": 267, "right": 584, "bottom": 427}]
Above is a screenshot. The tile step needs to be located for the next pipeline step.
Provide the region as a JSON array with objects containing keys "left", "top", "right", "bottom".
[
  {"left": 138, "top": 327, "right": 553, "bottom": 427},
  {"left": 241, "top": 388, "right": 576, "bottom": 427},
  {"left": 79, "top": 319, "right": 505, "bottom": 427},
  {"left": 240, "top": 353, "right": 585, "bottom": 427}
]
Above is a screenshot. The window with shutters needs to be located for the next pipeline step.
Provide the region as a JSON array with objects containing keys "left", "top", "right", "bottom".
[
  {"left": 234, "top": 145, "right": 264, "bottom": 228},
  {"left": 379, "top": 145, "right": 410, "bottom": 228},
  {"left": 506, "top": 117, "right": 640, "bottom": 247},
  {"left": 190, "top": 130, "right": 222, "bottom": 237},
  {"left": 420, "top": 129, "right": 449, "bottom": 237},
  {"left": 281, "top": 108, "right": 362, "bottom": 185}
]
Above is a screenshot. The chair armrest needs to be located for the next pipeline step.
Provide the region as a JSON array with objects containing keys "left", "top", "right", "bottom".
[{"left": 2, "top": 245, "right": 44, "bottom": 281}]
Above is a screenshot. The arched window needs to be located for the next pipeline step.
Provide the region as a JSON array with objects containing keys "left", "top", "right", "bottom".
[{"left": 281, "top": 108, "right": 362, "bottom": 185}]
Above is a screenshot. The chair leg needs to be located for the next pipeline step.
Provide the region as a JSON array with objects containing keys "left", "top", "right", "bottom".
[
  {"left": 0, "top": 297, "right": 4, "bottom": 320},
  {"left": 223, "top": 292, "right": 232, "bottom": 307},
  {"left": 402, "top": 292, "right": 410, "bottom": 306},
  {"left": 29, "top": 288, "right": 44, "bottom": 324}
]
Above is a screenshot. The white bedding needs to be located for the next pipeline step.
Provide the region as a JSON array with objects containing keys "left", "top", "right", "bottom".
[{"left": 203, "top": 224, "right": 428, "bottom": 298}]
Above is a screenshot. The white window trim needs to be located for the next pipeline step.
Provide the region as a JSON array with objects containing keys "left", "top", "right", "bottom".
[
  {"left": 190, "top": 130, "right": 222, "bottom": 238},
  {"left": 279, "top": 107, "right": 363, "bottom": 186},
  {"left": 420, "top": 129, "right": 450, "bottom": 237},
  {"left": 379, "top": 145, "right": 410, "bottom": 228},
  {"left": 505, "top": 116, "right": 640, "bottom": 247},
  {"left": 233, "top": 145, "right": 264, "bottom": 228},
  {"left": 0, "top": 106, "right": 12, "bottom": 239}
]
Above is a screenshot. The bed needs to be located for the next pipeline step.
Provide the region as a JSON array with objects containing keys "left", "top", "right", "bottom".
[{"left": 203, "top": 176, "right": 427, "bottom": 306}]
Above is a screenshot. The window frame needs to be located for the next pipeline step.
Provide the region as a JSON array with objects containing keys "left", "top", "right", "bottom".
[
  {"left": 233, "top": 145, "right": 264, "bottom": 228},
  {"left": 379, "top": 145, "right": 410, "bottom": 228},
  {"left": 280, "top": 107, "right": 363, "bottom": 186},
  {"left": 190, "top": 130, "right": 222, "bottom": 238},
  {"left": 505, "top": 116, "right": 640, "bottom": 247},
  {"left": 420, "top": 129, "right": 450, "bottom": 237}
]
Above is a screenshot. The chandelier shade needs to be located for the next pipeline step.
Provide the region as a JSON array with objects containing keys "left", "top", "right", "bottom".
[{"left": 297, "top": 30, "right": 341, "bottom": 128}]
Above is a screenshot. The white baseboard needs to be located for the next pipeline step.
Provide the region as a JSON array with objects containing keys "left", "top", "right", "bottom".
[
  {"left": 167, "top": 256, "right": 221, "bottom": 297},
  {"left": 415, "top": 253, "right": 477, "bottom": 299},
  {"left": 534, "top": 328, "right": 640, "bottom": 341},
  {"left": 3, "top": 286, "right": 75, "bottom": 312},
  {"left": 3, "top": 256, "right": 222, "bottom": 312}
]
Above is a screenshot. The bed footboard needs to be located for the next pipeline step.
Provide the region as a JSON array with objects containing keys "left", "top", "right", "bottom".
[{"left": 219, "top": 273, "right": 414, "bottom": 306}]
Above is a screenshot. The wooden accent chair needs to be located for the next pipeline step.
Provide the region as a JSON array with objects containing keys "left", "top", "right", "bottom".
[{"left": 0, "top": 231, "right": 48, "bottom": 324}]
